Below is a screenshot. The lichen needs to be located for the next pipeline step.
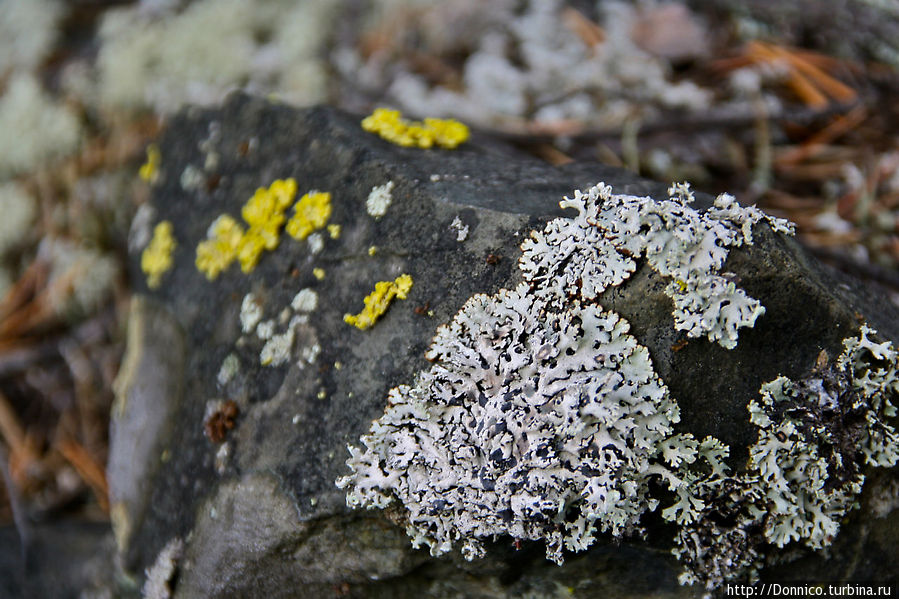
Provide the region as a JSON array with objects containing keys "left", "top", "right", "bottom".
[
  {"left": 291, "top": 288, "right": 318, "bottom": 313},
  {"left": 196, "top": 214, "right": 244, "bottom": 280},
  {"left": 450, "top": 216, "right": 469, "bottom": 241},
  {"left": 239, "top": 293, "right": 263, "bottom": 334},
  {"left": 343, "top": 274, "right": 413, "bottom": 331},
  {"left": 366, "top": 181, "right": 394, "bottom": 219},
  {"left": 361, "top": 108, "right": 469, "bottom": 149},
  {"left": 338, "top": 282, "right": 685, "bottom": 562},
  {"left": 286, "top": 190, "right": 331, "bottom": 241},
  {"left": 196, "top": 178, "right": 304, "bottom": 278},
  {"left": 668, "top": 324, "right": 899, "bottom": 589},
  {"left": 140, "top": 143, "right": 161, "bottom": 183},
  {"left": 141, "top": 221, "right": 176, "bottom": 289},
  {"left": 338, "top": 180, "right": 896, "bottom": 589},
  {"left": 519, "top": 182, "right": 793, "bottom": 348},
  {"left": 237, "top": 178, "right": 298, "bottom": 271}
]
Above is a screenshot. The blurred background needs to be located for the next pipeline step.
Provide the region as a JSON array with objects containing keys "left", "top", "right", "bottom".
[{"left": 1, "top": 0, "right": 898, "bottom": 592}]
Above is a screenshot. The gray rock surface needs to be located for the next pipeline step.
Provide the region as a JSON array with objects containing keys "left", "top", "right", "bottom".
[{"left": 112, "top": 93, "right": 899, "bottom": 598}]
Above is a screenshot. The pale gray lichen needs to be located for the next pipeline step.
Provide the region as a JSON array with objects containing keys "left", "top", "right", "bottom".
[
  {"left": 338, "top": 282, "right": 681, "bottom": 563},
  {"left": 240, "top": 293, "right": 263, "bottom": 334},
  {"left": 450, "top": 216, "right": 469, "bottom": 242},
  {"left": 366, "top": 180, "right": 394, "bottom": 219},
  {"left": 668, "top": 324, "right": 899, "bottom": 589},
  {"left": 338, "top": 180, "right": 893, "bottom": 590},
  {"left": 519, "top": 182, "right": 793, "bottom": 348},
  {"left": 142, "top": 536, "right": 184, "bottom": 599}
]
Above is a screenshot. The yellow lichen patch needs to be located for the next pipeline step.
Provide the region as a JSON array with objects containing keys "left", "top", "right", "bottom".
[
  {"left": 195, "top": 178, "right": 301, "bottom": 278},
  {"left": 313, "top": 267, "right": 326, "bottom": 280},
  {"left": 327, "top": 224, "right": 341, "bottom": 239},
  {"left": 139, "top": 144, "right": 161, "bottom": 183},
  {"left": 141, "top": 221, "right": 176, "bottom": 288},
  {"left": 344, "top": 274, "right": 413, "bottom": 331},
  {"left": 286, "top": 191, "right": 332, "bottom": 240},
  {"left": 361, "top": 108, "right": 469, "bottom": 149},
  {"left": 196, "top": 214, "right": 244, "bottom": 280}
]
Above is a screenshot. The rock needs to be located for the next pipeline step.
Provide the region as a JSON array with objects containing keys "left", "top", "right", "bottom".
[{"left": 112, "top": 93, "right": 899, "bottom": 598}]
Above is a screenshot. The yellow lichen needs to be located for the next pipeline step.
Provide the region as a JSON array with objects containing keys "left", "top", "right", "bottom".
[
  {"left": 344, "top": 274, "right": 413, "bottom": 330},
  {"left": 139, "top": 144, "right": 161, "bottom": 183},
  {"left": 286, "top": 191, "right": 332, "bottom": 240},
  {"left": 141, "top": 221, "right": 176, "bottom": 288},
  {"left": 313, "top": 267, "right": 326, "bottom": 280},
  {"left": 195, "top": 178, "right": 301, "bottom": 278},
  {"left": 327, "top": 224, "right": 341, "bottom": 239},
  {"left": 367, "top": 246, "right": 378, "bottom": 256},
  {"left": 196, "top": 214, "right": 245, "bottom": 280},
  {"left": 361, "top": 108, "right": 469, "bottom": 150}
]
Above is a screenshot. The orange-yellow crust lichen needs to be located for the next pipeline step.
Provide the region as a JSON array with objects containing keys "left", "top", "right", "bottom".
[
  {"left": 344, "top": 274, "right": 413, "bottom": 330},
  {"left": 141, "top": 220, "right": 176, "bottom": 288},
  {"left": 286, "top": 191, "right": 332, "bottom": 241},
  {"left": 361, "top": 108, "right": 469, "bottom": 149},
  {"left": 195, "top": 178, "right": 306, "bottom": 278},
  {"left": 139, "top": 144, "right": 161, "bottom": 183}
]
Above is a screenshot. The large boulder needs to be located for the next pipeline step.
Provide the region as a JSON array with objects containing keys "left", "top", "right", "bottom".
[{"left": 112, "top": 93, "right": 899, "bottom": 598}]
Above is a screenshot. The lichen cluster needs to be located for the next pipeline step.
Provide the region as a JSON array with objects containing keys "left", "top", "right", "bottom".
[
  {"left": 671, "top": 325, "right": 899, "bottom": 589},
  {"left": 139, "top": 144, "right": 161, "bottom": 183},
  {"left": 520, "top": 182, "right": 794, "bottom": 348},
  {"left": 361, "top": 108, "right": 469, "bottom": 149},
  {"left": 140, "top": 221, "right": 176, "bottom": 289},
  {"left": 195, "top": 178, "right": 332, "bottom": 279},
  {"left": 343, "top": 274, "right": 413, "bottom": 331},
  {"left": 337, "top": 181, "right": 898, "bottom": 589}
]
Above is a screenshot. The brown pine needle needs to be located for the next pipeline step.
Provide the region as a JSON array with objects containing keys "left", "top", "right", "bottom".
[
  {"left": 57, "top": 439, "right": 109, "bottom": 513},
  {"left": 776, "top": 105, "right": 868, "bottom": 166}
]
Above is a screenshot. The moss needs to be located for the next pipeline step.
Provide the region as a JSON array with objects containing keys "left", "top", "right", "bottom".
[{"left": 344, "top": 274, "right": 413, "bottom": 331}]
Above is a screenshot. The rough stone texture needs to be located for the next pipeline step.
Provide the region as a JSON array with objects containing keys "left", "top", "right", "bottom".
[{"left": 112, "top": 93, "right": 899, "bottom": 597}]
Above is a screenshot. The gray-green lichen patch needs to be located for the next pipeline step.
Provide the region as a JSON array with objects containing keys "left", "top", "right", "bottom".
[
  {"left": 520, "top": 182, "right": 793, "bottom": 349},
  {"left": 671, "top": 324, "right": 899, "bottom": 589},
  {"left": 337, "top": 181, "right": 899, "bottom": 590},
  {"left": 339, "top": 283, "right": 679, "bottom": 563}
]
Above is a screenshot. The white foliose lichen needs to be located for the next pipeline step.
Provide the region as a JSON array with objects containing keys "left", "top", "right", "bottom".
[
  {"left": 366, "top": 181, "right": 394, "bottom": 219},
  {"left": 450, "top": 216, "right": 469, "bottom": 242},
  {"left": 338, "top": 179, "right": 893, "bottom": 590},
  {"left": 339, "top": 282, "right": 684, "bottom": 563},
  {"left": 669, "top": 324, "right": 899, "bottom": 589},
  {"left": 520, "top": 182, "right": 793, "bottom": 348},
  {"left": 240, "top": 293, "right": 263, "bottom": 334},
  {"left": 142, "top": 537, "right": 184, "bottom": 599}
]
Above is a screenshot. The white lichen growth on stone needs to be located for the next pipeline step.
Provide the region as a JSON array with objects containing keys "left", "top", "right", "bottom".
[
  {"left": 339, "top": 282, "right": 684, "bottom": 562},
  {"left": 520, "top": 182, "right": 793, "bottom": 348},
  {"left": 338, "top": 179, "right": 894, "bottom": 590},
  {"left": 216, "top": 353, "right": 240, "bottom": 387},
  {"left": 366, "top": 181, "right": 394, "bottom": 219},
  {"left": 307, "top": 232, "right": 324, "bottom": 255},
  {"left": 240, "top": 293, "right": 263, "bottom": 334},
  {"left": 450, "top": 216, "right": 469, "bottom": 242},
  {"left": 291, "top": 288, "right": 318, "bottom": 313},
  {"left": 256, "top": 319, "right": 275, "bottom": 341},
  {"left": 260, "top": 327, "right": 295, "bottom": 367},
  {"left": 142, "top": 536, "right": 184, "bottom": 599},
  {"left": 669, "top": 324, "right": 899, "bottom": 589}
]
